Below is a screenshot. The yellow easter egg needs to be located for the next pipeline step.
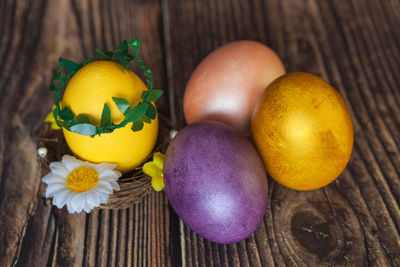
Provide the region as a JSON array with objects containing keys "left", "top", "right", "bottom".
[{"left": 62, "top": 60, "right": 158, "bottom": 173}]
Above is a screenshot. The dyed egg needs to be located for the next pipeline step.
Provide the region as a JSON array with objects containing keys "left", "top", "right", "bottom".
[
  {"left": 251, "top": 72, "right": 354, "bottom": 190},
  {"left": 62, "top": 61, "right": 158, "bottom": 173},
  {"left": 164, "top": 121, "right": 268, "bottom": 244},
  {"left": 184, "top": 41, "right": 285, "bottom": 134}
]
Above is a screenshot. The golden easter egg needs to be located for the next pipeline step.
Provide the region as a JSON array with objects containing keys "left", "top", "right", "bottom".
[{"left": 251, "top": 72, "right": 354, "bottom": 190}]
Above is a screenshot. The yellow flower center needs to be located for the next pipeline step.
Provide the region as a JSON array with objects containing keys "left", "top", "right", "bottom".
[{"left": 66, "top": 166, "right": 99, "bottom": 192}]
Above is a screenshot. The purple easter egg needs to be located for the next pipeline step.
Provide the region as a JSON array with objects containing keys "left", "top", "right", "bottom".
[{"left": 164, "top": 121, "right": 268, "bottom": 244}]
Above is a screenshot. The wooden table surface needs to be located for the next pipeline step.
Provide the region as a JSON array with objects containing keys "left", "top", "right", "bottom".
[{"left": 1, "top": 0, "right": 400, "bottom": 266}]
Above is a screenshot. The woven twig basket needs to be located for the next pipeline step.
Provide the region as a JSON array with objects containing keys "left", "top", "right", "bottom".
[{"left": 37, "top": 114, "right": 174, "bottom": 209}]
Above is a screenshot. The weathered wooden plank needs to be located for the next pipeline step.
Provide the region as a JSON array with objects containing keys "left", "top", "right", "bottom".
[
  {"left": 0, "top": 0, "right": 176, "bottom": 266},
  {"left": 1, "top": 0, "right": 400, "bottom": 266},
  {"left": 163, "top": 0, "right": 400, "bottom": 266},
  {"left": 0, "top": 0, "right": 48, "bottom": 265}
]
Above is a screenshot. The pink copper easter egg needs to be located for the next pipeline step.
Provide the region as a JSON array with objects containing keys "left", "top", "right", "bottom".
[{"left": 183, "top": 40, "right": 285, "bottom": 134}]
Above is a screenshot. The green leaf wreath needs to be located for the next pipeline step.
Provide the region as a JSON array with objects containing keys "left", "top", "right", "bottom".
[{"left": 50, "top": 38, "right": 163, "bottom": 137}]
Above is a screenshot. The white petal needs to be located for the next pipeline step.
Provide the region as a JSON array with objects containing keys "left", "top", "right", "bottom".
[
  {"left": 61, "top": 155, "right": 79, "bottom": 171},
  {"left": 97, "top": 180, "right": 114, "bottom": 191},
  {"left": 99, "top": 169, "right": 121, "bottom": 180},
  {"left": 86, "top": 191, "right": 100, "bottom": 207},
  {"left": 66, "top": 194, "right": 77, "bottom": 213},
  {"left": 110, "top": 181, "right": 120, "bottom": 191},
  {"left": 94, "top": 162, "right": 118, "bottom": 173},
  {"left": 42, "top": 173, "right": 65, "bottom": 185},
  {"left": 71, "top": 194, "right": 84, "bottom": 213},
  {"left": 83, "top": 202, "right": 93, "bottom": 213},
  {"left": 49, "top": 162, "right": 69, "bottom": 177},
  {"left": 81, "top": 192, "right": 95, "bottom": 213},
  {"left": 93, "top": 190, "right": 102, "bottom": 204},
  {"left": 100, "top": 176, "right": 117, "bottom": 182},
  {"left": 95, "top": 185, "right": 112, "bottom": 194},
  {"left": 52, "top": 190, "right": 71, "bottom": 208},
  {"left": 46, "top": 183, "right": 68, "bottom": 198},
  {"left": 99, "top": 192, "right": 109, "bottom": 204}
]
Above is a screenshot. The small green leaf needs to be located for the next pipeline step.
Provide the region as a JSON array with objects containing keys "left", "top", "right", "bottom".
[
  {"left": 70, "top": 123, "right": 97, "bottom": 136},
  {"left": 117, "top": 40, "right": 128, "bottom": 51},
  {"left": 53, "top": 105, "right": 60, "bottom": 119},
  {"left": 54, "top": 71, "right": 64, "bottom": 82},
  {"left": 50, "top": 84, "right": 57, "bottom": 92},
  {"left": 149, "top": 90, "right": 163, "bottom": 102},
  {"left": 146, "top": 103, "right": 157, "bottom": 120},
  {"left": 59, "top": 57, "right": 80, "bottom": 72},
  {"left": 141, "top": 114, "right": 151, "bottom": 124},
  {"left": 76, "top": 114, "right": 91, "bottom": 124},
  {"left": 129, "top": 38, "right": 140, "bottom": 55},
  {"left": 112, "top": 97, "right": 131, "bottom": 115},
  {"left": 141, "top": 91, "right": 148, "bottom": 99},
  {"left": 104, "top": 50, "right": 115, "bottom": 58},
  {"left": 95, "top": 49, "right": 106, "bottom": 56},
  {"left": 131, "top": 120, "right": 144, "bottom": 132},
  {"left": 97, "top": 124, "right": 114, "bottom": 134},
  {"left": 146, "top": 80, "right": 153, "bottom": 91},
  {"left": 59, "top": 107, "right": 75, "bottom": 124},
  {"left": 57, "top": 120, "right": 71, "bottom": 129},
  {"left": 100, "top": 103, "right": 112, "bottom": 126},
  {"left": 117, "top": 53, "right": 129, "bottom": 69},
  {"left": 124, "top": 103, "right": 148, "bottom": 123}
]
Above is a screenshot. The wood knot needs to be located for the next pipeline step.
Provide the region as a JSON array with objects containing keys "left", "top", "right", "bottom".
[{"left": 290, "top": 210, "right": 336, "bottom": 257}]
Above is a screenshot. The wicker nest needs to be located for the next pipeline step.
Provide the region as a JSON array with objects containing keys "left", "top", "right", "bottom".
[{"left": 37, "top": 115, "right": 174, "bottom": 209}]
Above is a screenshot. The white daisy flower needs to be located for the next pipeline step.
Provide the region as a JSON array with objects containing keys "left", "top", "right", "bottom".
[{"left": 42, "top": 154, "right": 121, "bottom": 213}]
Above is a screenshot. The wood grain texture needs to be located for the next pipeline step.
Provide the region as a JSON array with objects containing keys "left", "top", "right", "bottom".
[
  {"left": 163, "top": 0, "right": 400, "bottom": 266},
  {"left": 1, "top": 0, "right": 400, "bottom": 266},
  {"left": 0, "top": 0, "right": 178, "bottom": 266}
]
